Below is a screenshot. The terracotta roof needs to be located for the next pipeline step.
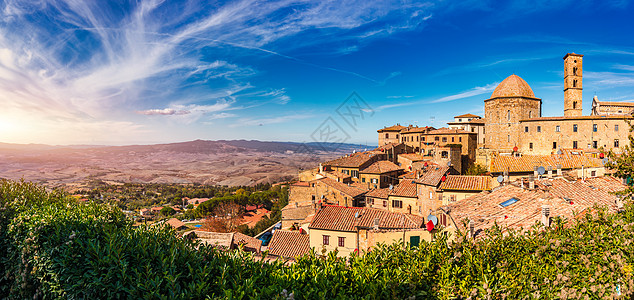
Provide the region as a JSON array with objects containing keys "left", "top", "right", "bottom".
[
  {"left": 400, "top": 126, "right": 433, "bottom": 133},
  {"left": 521, "top": 115, "right": 634, "bottom": 122},
  {"left": 398, "top": 153, "right": 427, "bottom": 162},
  {"left": 232, "top": 232, "right": 262, "bottom": 251},
  {"left": 489, "top": 74, "right": 537, "bottom": 99},
  {"left": 399, "top": 171, "right": 418, "bottom": 179},
  {"left": 325, "top": 170, "right": 351, "bottom": 180},
  {"left": 596, "top": 101, "right": 634, "bottom": 107},
  {"left": 415, "top": 164, "right": 453, "bottom": 186},
  {"left": 309, "top": 206, "right": 424, "bottom": 232},
  {"left": 365, "top": 188, "right": 389, "bottom": 199},
  {"left": 376, "top": 142, "right": 406, "bottom": 150},
  {"left": 448, "top": 177, "right": 624, "bottom": 238},
  {"left": 323, "top": 152, "right": 374, "bottom": 168},
  {"left": 448, "top": 119, "right": 486, "bottom": 125},
  {"left": 292, "top": 181, "right": 311, "bottom": 187},
  {"left": 439, "top": 176, "right": 492, "bottom": 191},
  {"left": 490, "top": 153, "right": 603, "bottom": 173},
  {"left": 377, "top": 124, "right": 407, "bottom": 132},
  {"left": 267, "top": 230, "right": 310, "bottom": 258},
  {"left": 165, "top": 218, "right": 186, "bottom": 229},
  {"left": 315, "top": 177, "right": 366, "bottom": 198},
  {"left": 454, "top": 113, "right": 481, "bottom": 118},
  {"left": 360, "top": 160, "right": 402, "bottom": 174},
  {"left": 281, "top": 204, "right": 316, "bottom": 221},
  {"left": 427, "top": 128, "right": 476, "bottom": 135},
  {"left": 389, "top": 180, "right": 418, "bottom": 198}
]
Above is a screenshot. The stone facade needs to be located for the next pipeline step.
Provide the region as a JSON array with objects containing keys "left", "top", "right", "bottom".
[
  {"left": 591, "top": 95, "right": 634, "bottom": 116},
  {"left": 564, "top": 53, "right": 583, "bottom": 117}
]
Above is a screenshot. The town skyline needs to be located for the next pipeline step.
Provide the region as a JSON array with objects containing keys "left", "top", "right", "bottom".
[{"left": 0, "top": 1, "right": 633, "bottom": 145}]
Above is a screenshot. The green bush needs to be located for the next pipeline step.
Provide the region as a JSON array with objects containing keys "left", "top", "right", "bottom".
[{"left": 2, "top": 178, "right": 634, "bottom": 299}]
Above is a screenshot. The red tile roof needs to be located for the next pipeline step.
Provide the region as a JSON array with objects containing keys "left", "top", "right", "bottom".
[
  {"left": 415, "top": 164, "right": 453, "bottom": 186},
  {"left": 427, "top": 128, "right": 476, "bottom": 135},
  {"left": 448, "top": 177, "right": 625, "bottom": 238},
  {"left": 165, "top": 218, "right": 186, "bottom": 229},
  {"left": 398, "top": 153, "right": 427, "bottom": 162},
  {"left": 315, "top": 177, "right": 366, "bottom": 198},
  {"left": 232, "top": 232, "right": 263, "bottom": 252},
  {"left": 376, "top": 142, "right": 407, "bottom": 150},
  {"left": 490, "top": 153, "right": 603, "bottom": 173},
  {"left": 454, "top": 113, "right": 481, "bottom": 118},
  {"left": 377, "top": 125, "right": 407, "bottom": 132},
  {"left": 309, "top": 205, "right": 424, "bottom": 232},
  {"left": 400, "top": 126, "right": 433, "bottom": 133},
  {"left": 596, "top": 101, "right": 634, "bottom": 107},
  {"left": 365, "top": 188, "right": 390, "bottom": 199},
  {"left": 389, "top": 180, "right": 418, "bottom": 198},
  {"left": 323, "top": 152, "right": 375, "bottom": 168},
  {"left": 267, "top": 230, "right": 310, "bottom": 258},
  {"left": 360, "top": 160, "right": 402, "bottom": 174},
  {"left": 439, "top": 175, "right": 492, "bottom": 191}
]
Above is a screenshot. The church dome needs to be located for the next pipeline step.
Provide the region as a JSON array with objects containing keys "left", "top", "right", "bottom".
[{"left": 490, "top": 74, "right": 536, "bottom": 98}]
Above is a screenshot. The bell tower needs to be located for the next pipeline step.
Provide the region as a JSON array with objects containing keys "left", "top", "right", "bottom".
[{"left": 564, "top": 53, "right": 583, "bottom": 117}]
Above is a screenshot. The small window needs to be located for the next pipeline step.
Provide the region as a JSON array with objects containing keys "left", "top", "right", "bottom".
[
  {"left": 573, "top": 80, "right": 577, "bottom": 88},
  {"left": 529, "top": 143, "right": 533, "bottom": 149},
  {"left": 361, "top": 177, "right": 365, "bottom": 183},
  {"left": 338, "top": 237, "right": 345, "bottom": 247},
  {"left": 499, "top": 198, "right": 519, "bottom": 208},
  {"left": 573, "top": 124, "right": 578, "bottom": 132},
  {"left": 591, "top": 171, "right": 596, "bottom": 177},
  {"left": 383, "top": 200, "right": 387, "bottom": 207},
  {"left": 553, "top": 142, "right": 557, "bottom": 149},
  {"left": 593, "top": 141, "right": 598, "bottom": 149},
  {"left": 385, "top": 133, "right": 389, "bottom": 139},
  {"left": 615, "top": 125, "right": 619, "bottom": 131},
  {"left": 615, "top": 139, "right": 620, "bottom": 148},
  {"left": 442, "top": 137, "right": 447, "bottom": 142},
  {"left": 593, "top": 124, "right": 598, "bottom": 132},
  {"left": 529, "top": 111, "right": 533, "bottom": 118},
  {"left": 507, "top": 110, "right": 511, "bottom": 121},
  {"left": 441, "top": 151, "right": 449, "bottom": 158},
  {"left": 619, "top": 110, "right": 623, "bottom": 114},
  {"left": 555, "top": 125, "right": 560, "bottom": 132},
  {"left": 435, "top": 137, "right": 439, "bottom": 141},
  {"left": 392, "top": 200, "right": 403, "bottom": 208},
  {"left": 451, "top": 137, "right": 455, "bottom": 142},
  {"left": 573, "top": 141, "right": 578, "bottom": 149},
  {"left": 323, "top": 235, "right": 330, "bottom": 245},
  {"left": 573, "top": 66, "right": 577, "bottom": 75},
  {"left": 537, "top": 126, "right": 541, "bottom": 133},
  {"left": 525, "top": 126, "right": 529, "bottom": 133},
  {"left": 507, "top": 135, "right": 510, "bottom": 142},
  {"left": 422, "top": 136, "right": 425, "bottom": 141},
  {"left": 459, "top": 137, "right": 462, "bottom": 142}
]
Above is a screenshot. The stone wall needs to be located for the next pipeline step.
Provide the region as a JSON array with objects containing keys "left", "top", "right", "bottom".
[{"left": 484, "top": 97, "right": 541, "bottom": 150}]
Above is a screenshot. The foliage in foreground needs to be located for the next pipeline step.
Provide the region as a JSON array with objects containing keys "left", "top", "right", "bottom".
[{"left": 2, "top": 179, "right": 634, "bottom": 299}]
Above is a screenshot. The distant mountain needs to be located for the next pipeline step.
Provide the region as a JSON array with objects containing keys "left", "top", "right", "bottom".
[{"left": 0, "top": 139, "right": 376, "bottom": 188}]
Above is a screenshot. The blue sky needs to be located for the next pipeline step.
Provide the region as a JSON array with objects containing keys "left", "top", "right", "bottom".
[{"left": 0, "top": 0, "right": 633, "bottom": 145}]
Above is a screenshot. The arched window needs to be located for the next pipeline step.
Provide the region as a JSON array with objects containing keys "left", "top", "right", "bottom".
[
  {"left": 573, "top": 101, "right": 577, "bottom": 109},
  {"left": 573, "top": 80, "right": 577, "bottom": 88},
  {"left": 573, "top": 67, "right": 578, "bottom": 75},
  {"left": 507, "top": 110, "right": 511, "bottom": 121},
  {"left": 529, "top": 111, "right": 533, "bottom": 118}
]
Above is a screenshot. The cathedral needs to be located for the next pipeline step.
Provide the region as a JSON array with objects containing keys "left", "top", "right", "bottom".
[{"left": 483, "top": 53, "right": 632, "bottom": 155}]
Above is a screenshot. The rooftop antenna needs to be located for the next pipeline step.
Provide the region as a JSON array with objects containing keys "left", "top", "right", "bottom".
[
  {"left": 537, "top": 166, "right": 546, "bottom": 179},
  {"left": 497, "top": 175, "right": 504, "bottom": 184}
]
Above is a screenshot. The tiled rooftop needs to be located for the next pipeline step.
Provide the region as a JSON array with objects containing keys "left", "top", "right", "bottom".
[
  {"left": 232, "top": 232, "right": 263, "bottom": 251},
  {"left": 454, "top": 113, "right": 481, "bottom": 118},
  {"left": 415, "top": 164, "right": 453, "bottom": 187},
  {"left": 360, "top": 160, "right": 402, "bottom": 174},
  {"left": 309, "top": 205, "right": 424, "bottom": 232},
  {"left": 365, "top": 188, "right": 389, "bottom": 199},
  {"left": 398, "top": 153, "right": 427, "bottom": 162},
  {"left": 427, "top": 128, "right": 476, "bottom": 135},
  {"left": 597, "top": 101, "right": 634, "bottom": 107},
  {"left": 490, "top": 153, "right": 603, "bottom": 173},
  {"left": 377, "top": 125, "right": 407, "bottom": 132},
  {"left": 489, "top": 74, "right": 536, "bottom": 99},
  {"left": 448, "top": 177, "right": 625, "bottom": 238},
  {"left": 267, "top": 230, "right": 310, "bottom": 258},
  {"left": 389, "top": 180, "right": 418, "bottom": 198},
  {"left": 439, "top": 175, "right": 492, "bottom": 191},
  {"left": 315, "top": 177, "right": 367, "bottom": 198},
  {"left": 323, "top": 152, "right": 374, "bottom": 168}
]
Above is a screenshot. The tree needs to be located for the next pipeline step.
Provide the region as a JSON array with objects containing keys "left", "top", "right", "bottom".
[
  {"left": 465, "top": 163, "right": 488, "bottom": 175},
  {"left": 160, "top": 206, "right": 176, "bottom": 216},
  {"left": 605, "top": 119, "right": 634, "bottom": 200}
]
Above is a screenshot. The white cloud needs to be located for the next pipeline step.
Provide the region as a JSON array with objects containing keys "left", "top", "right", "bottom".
[
  {"left": 374, "top": 82, "right": 498, "bottom": 111},
  {"left": 230, "top": 114, "right": 312, "bottom": 127}
]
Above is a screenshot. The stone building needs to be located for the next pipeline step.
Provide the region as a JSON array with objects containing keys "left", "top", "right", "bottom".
[
  {"left": 483, "top": 53, "right": 632, "bottom": 156},
  {"left": 447, "top": 114, "right": 486, "bottom": 147},
  {"left": 377, "top": 124, "right": 406, "bottom": 146}
]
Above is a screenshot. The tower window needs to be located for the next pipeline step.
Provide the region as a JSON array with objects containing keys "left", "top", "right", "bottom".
[
  {"left": 529, "top": 143, "right": 533, "bottom": 149},
  {"left": 573, "top": 67, "right": 578, "bottom": 75},
  {"left": 615, "top": 139, "right": 620, "bottom": 148},
  {"left": 593, "top": 124, "right": 598, "bottom": 132},
  {"left": 555, "top": 125, "right": 560, "bottom": 132},
  {"left": 616, "top": 125, "right": 619, "bottom": 131},
  {"left": 573, "top": 141, "right": 578, "bottom": 149},
  {"left": 553, "top": 142, "right": 557, "bottom": 149},
  {"left": 573, "top": 101, "right": 577, "bottom": 109},
  {"left": 507, "top": 110, "right": 511, "bottom": 121},
  {"left": 507, "top": 135, "right": 510, "bottom": 142},
  {"left": 573, "top": 124, "right": 578, "bottom": 132},
  {"left": 592, "top": 141, "right": 598, "bottom": 149},
  {"left": 525, "top": 126, "right": 529, "bottom": 133},
  {"left": 537, "top": 126, "right": 541, "bottom": 132},
  {"left": 529, "top": 111, "right": 533, "bottom": 118},
  {"left": 573, "top": 80, "right": 577, "bottom": 88}
]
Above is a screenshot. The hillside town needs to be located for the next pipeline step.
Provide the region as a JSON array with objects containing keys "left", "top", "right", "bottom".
[{"left": 174, "top": 53, "right": 632, "bottom": 260}]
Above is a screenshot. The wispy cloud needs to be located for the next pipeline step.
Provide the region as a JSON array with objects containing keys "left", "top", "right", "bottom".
[
  {"left": 230, "top": 114, "right": 312, "bottom": 127},
  {"left": 585, "top": 71, "right": 634, "bottom": 87},
  {"left": 374, "top": 82, "right": 498, "bottom": 111}
]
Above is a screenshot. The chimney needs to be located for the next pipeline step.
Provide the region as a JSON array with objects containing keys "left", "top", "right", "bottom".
[
  {"left": 503, "top": 170, "right": 509, "bottom": 182},
  {"left": 541, "top": 205, "right": 551, "bottom": 227},
  {"left": 319, "top": 163, "right": 324, "bottom": 174},
  {"left": 373, "top": 218, "right": 380, "bottom": 230},
  {"left": 547, "top": 166, "right": 553, "bottom": 178},
  {"left": 529, "top": 175, "right": 535, "bottom": 189},
  {"left": 534, "top": 166, "right": 539, "bottom": 178},
  {"left": 556, "top": 164, "right": 562, "bottom": 177}
]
